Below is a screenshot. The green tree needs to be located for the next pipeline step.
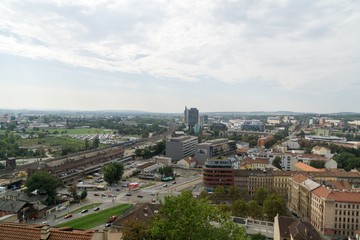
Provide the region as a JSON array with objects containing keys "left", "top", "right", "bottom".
[
  {"left": 158, "top": 166, "right": 174, "bottom": 177},
  {"left": 93, "top": 137, "right": 100, "bottom": 149},
  {"left": 309, "top": 160, "right": 325, "bottom": 169},
  {"left": 122, "top": 219, "right": 152, "bottom": 240},
  {"left": 253, "top": 187, "right": 269, "bottom": 206},
  {"left": 211, "top": 185, "right": 227, "bottom": 203},
  {"left": 25, "top": 171, "right": 63, "bottom": 205},
  {"left": 103, "top": 162, "right": 124, "bottom": 185},
  {"left": 272, "top": 156, "right": 282, "bottom": 169},
  {"left": 263, "top": 194, "right": 286, "bottom": 220},
  {"left": 232, "top": 199, "right": 248, "bottom": 218},
  {"left": 0, "top": 162, "right": 4, "bottom": 169},
  {"left": 80, "top": 189, "right": 87, "bottom": 200},
  {"left": 150, "top": 191, "right": 249, "bottom": 240},
  {"left": 68, "top": 184, "right": 80, "bottom": 202},
  {"left": 218, "top": 203, "right": 231, "bottom": 213},
  {"left": 85, "top": 139, "right": 89, "bottom": 150},
  {"left": 249, "top": 233, "right": 266, "bottom": 240},
  {"left": 247, "top": 200, "right": 262, "bottom": 219}
]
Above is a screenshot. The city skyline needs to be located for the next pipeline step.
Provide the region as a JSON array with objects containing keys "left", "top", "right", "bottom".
[{"left": 1, "top": 1, "right": 360, "bottom": 113}]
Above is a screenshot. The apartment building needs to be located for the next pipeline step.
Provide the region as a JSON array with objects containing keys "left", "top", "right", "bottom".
[
  {"left": 272, "top": 170, "right": 296, "bottom": 197},
  {"left": 233, "top": 170, "right": 273, "bottom": 196},
  {"left": 288, "top": 174, "right": 308, "bottom": 214},
  {"left": 165, "top": 135, "right": 198, "bottom": 161},
  {"left": 298, "top": 179, "right": 320, "bottom": 221},
  {"left": 240, "top": 157, "right": 270, "bottom": 170},
  {"left": 311, "top": 186, "right": 360, "bottom": 237}
]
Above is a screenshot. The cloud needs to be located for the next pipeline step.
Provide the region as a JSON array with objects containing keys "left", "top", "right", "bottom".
[{"left": 0, "top": 0, "right": 359, "bottom": 95}]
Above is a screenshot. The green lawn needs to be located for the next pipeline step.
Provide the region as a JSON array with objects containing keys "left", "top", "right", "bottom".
[
  {"left": 47, "top": 128, "right": 113, "bottom": 135},
  {"left": 55, "top": 203, "right": 132, "bottom": 230},
  {"left": 18, "top": 136, "right": 86, "bottom": 149}
]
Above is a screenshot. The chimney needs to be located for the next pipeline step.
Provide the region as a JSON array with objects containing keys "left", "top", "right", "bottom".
[
  {"left": 103, "top": 228, "right": 109, "bottom": 240},
  {"left": 40, "top": 226, "right": 50, "bottom": 240}
]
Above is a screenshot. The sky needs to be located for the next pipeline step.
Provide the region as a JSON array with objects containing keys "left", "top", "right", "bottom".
[{"left": 1, "top": 0, "right": 360, "bottom": 113}]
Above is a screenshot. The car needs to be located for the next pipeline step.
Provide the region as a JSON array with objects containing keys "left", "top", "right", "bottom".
[
  {"left": 81, "top": 209, "right": 88, "bottom": 213},
  {"left": 163, "top": 184, "right": 168, "bottom": 187},
  {"left": 101, "top": 194, "right": 107, "bottom": 197},
  {"left": 172, "top": 181, "right": 176, "bottom": 184},
  {"left": 94, "top": 207, "right": 100, "bottom": 211},
  {"left": 137, "top": 195, "right": 143, "bottom": 198},
  {"left": 151, "top": 199, "right": 156, "bottom": 203},
  {"left": 64, "top": 214, "right": 73, "bottom": 219},
  {"left": 42, "top": 221, "right": 48, "bottom": 225},
  {"left": 125, "top": 193, "right": 132, "bottom": 196},
  {"left": 107, "top": 215, "right": 117, "bottom": 223},
  {"left": 94, "top": 193, "right": 100, "bottom": 196},
  {"left": 150, "top": 193, "right": 155, "bottom": 196},
  {"left": 115, "top": 188, "right": 120, "bottom": 191},
  {"left": 105, "top": 223, "right": 112, "bottom": 228}
]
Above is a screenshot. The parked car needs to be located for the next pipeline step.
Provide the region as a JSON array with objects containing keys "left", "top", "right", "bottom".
[
  {"left": 163, "top": 184, "right": 168, "bottom": 187},
  {"left": 64, "top": 214, "right": 73, "bottom": 219},
  {"left": 94, "top": 193, "right": 100, "bottom": 196},
  {"left": 172, "top": 181, "right": 176, "bottom": 184},
  {"left": 101, "top": 194, "right": 107, "bottom": 197},
  {"left": 125, "top": 193, "right": 132, "bottom": 196},
  {"left": 81, "top": 209, "right": 88, "bottom": 213},
  {"left": 107, "top": 216, "right": 117, "bottom": 223},
  {"left": 105, "top": 223, "right": 111, "bottom": 228},
  {"left": 94, "top": 207, "right": 100, "bottom": 211},
  {"left": 137, "top": 195, "right": 144, "bottom": 198}
]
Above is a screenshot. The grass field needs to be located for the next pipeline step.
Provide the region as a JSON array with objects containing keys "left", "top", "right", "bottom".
[
  {"left": 55, "top": 203, "right": 132, "bottom": 230},
  {"left": 47, "top": 128, "right": 113, "bottom": 135},
  {"left": 18, "top": 136, "right": 86, "bottom": 149}
]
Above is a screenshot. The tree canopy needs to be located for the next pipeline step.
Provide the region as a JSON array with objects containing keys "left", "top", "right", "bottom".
[
  {"left": 103, "top": 162, "right": 124, "bottom": 185},
  {"left": 272, "top": 156, "right": 282, "bottom": 169},
  {"left": 25, "top": 171, "right": 63, "bottom": 205},
  {"left": 158, "top": 166, "right": 174, "bottom": 177},
  {"left": 150, "top": 191, "right": 249, "bottom": 240}
]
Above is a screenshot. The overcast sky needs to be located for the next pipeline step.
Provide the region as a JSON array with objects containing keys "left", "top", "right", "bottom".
[{"left": 1, "top": 0, "right": 359, "bottom": 113}]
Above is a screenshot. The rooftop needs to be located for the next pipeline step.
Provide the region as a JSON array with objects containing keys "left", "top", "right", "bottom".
[
  {"left": 0, "top": 223, "right": 94, "bottom": 240},
  {"left": 312, "top": 186, "right": 360, "bottom": 203}
]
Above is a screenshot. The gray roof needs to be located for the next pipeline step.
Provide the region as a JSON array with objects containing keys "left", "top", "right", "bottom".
[
  {"left": 17, "top": 193, "right": 47, "bottom": 203},
  {"left": 300, "top": 179, "right": 320, "bottom": 191},
  {"left": 0, "top": 200, "right": 28, "bottom": 212}
]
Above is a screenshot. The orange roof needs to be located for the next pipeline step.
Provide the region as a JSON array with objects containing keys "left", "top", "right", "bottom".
[
  {"left": 291, "top": 174, "right": 308, "bottom": 183},
  {"left": 294, "top": 162, "right": 323, "bottom": 172},
  {"left": 0, "top": 223, "right": 94, "bottom": 240},
  {"left": 312, "top": 186, "right": 360, "bottom": 203}
]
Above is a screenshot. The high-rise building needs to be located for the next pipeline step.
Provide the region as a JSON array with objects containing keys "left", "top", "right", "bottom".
[
  {"left": 184, "top": 106, "right": 188, "bottom": 125},
  {"left": 183, "top": 106, "right": 199, "bottom": 129},
  {"left": 188, "top": 108, "right": 199, "bottom": 129}
]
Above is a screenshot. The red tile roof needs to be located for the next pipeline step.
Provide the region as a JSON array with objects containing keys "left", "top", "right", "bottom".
[
  {"left": 291, "top": 174, "right": 308, "bottom": 184},
  {"left": 0, "top": 223, "right": 94, "bottom": 240},
  {"left": 312, "top": 186, "right": 360, "bottom": 203}
]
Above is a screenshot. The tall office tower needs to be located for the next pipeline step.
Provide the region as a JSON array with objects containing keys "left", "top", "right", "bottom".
[
  {"left": 188, "top": 108, "right": 199, "bottom": 129},
  {"left": 184, "top": 106, "right": 188, "bottom": 124}
]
